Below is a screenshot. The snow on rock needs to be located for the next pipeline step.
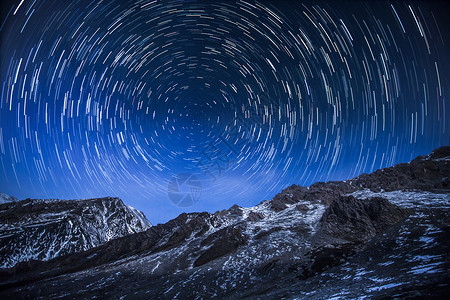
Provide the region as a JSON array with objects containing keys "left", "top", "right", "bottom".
[
  {"left": 348, "top": 189, "right": 450, "bottom": 209},
  {"left": 0, "top": 196, "right": 151, "bottom": 268},
  {"left": 0, "top": 192, "right": 17, "bottom": 204}
]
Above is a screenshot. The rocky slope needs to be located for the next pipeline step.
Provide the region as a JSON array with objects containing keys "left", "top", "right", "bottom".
[
  {"left": 0, "top": 197, "right": 151, "bottom": 268},
  {"left": 0, "top": 146, "right": 448, "bottom": 299},
  {"left": 349, "top": 146, "right": 450, "bottom": 192}
]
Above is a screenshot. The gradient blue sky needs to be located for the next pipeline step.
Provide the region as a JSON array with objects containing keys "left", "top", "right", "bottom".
[{"left": 1, "top": 0, "right": 449, "bottom": 224}]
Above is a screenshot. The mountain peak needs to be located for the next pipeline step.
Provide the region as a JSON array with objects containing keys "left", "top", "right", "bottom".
[
  {"left": 0, "top": 193, "right": 17, "bottom": 204},
  {"left": 0, "top": 196, "right": 151, "bottom": 268}
]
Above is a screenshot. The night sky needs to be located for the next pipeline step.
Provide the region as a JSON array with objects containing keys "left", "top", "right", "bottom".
[{"left": 1, "top": 0, "right": 449, "bottom": 224}]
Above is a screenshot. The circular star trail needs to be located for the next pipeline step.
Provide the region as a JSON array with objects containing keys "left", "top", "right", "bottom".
[{"left": 1, "top": 0, "right": 449, "bottom": 223}]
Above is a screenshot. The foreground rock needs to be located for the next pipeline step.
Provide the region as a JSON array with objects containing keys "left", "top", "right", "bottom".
[{"left": 319, "top": 195, "right": 411, "bottom": 243}]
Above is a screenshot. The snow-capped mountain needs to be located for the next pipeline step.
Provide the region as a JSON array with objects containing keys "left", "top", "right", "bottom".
[
  {"left": 0, "top": 197, "right": 151, "bottom": 268},
  {"left": 0, "top": 146, "right": 448, "bottom": 299},
  {"left": 0, "top": 193, "right": 17, "bottom": 204}
]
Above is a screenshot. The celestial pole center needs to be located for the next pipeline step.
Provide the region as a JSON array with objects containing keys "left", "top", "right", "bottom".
[{"left": 0, "top": 0, "right": 449, "bottom": 224}]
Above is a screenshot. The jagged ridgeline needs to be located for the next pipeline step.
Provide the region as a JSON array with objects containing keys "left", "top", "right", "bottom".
[
  {"left": 0, "top": 197, "right": 151, "bottom": 268},
  {"left": 0, "top": 146, "right": 449, "bottom": 299}
]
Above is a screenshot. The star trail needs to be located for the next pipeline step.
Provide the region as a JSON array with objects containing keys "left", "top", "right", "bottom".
[{"left": 0, "top": 0, "right": 449, "bottom": 223}]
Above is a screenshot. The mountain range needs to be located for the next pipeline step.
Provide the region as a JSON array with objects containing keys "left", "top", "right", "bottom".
[
  {"left": 0, "top": 146, "right": 449, "bottom": 299},
  {"left": 0, "top": 197, "right": 151, "bottom": 269}
]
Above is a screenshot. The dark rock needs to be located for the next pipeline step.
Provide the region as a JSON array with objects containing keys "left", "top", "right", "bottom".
[
  {"left": 157, "top": 212, "right": 212, "bottom": 251},
  {"left": 246, "top": 211, "right": 265, "bottom": 221},
  {"left": 349, "top": 146, "right": 450, "bottom": 192},
  {"left": 193, "top": 226, "right": 247, "bottom": 267},
  {"left": 270, "top": 180, "right": 355, "bottom": 212},
  {"left": 299, "top": 243, "right": 357, "bottom": 279},
  {"left": 319, "top": 195, "right": 411, "bottom": 243},
  {"left": 428, "top": 145, "right": 450, "bottom": 159},
  {"left": 295, "top": 203, "right": 309, "bottom": 212},
  {"left": 270, "top": 194, "right": 298, "bottom": 211}
]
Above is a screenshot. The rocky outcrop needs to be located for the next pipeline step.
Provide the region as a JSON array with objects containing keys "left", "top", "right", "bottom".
[
  {"left": 269, "top": 181, "right": 354, "bottom": 211},
  {"left": 194, "top": 225, "right": 247, "bottom": 267},
  {"left": 268, "top": 146, "right": 450, "bottom": 214},
  {"left": 349, "top": 146, "right": 450, "bottom": 192},
  {"left": 319, "top": 195, "right": 411, "bottom": 243},
  {"left": 287, "top": 195, "right": 411, "bottom": 280}
]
